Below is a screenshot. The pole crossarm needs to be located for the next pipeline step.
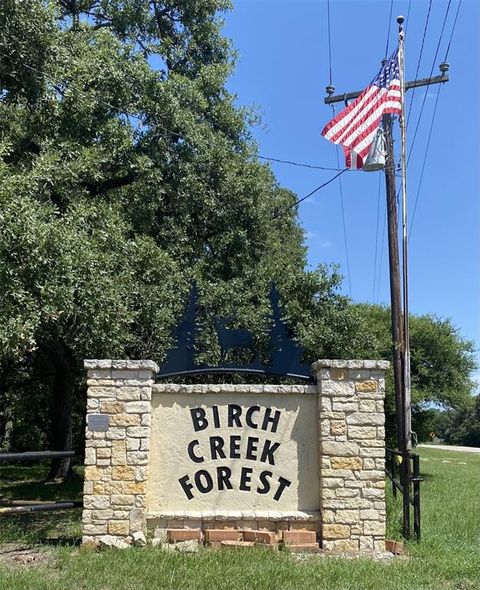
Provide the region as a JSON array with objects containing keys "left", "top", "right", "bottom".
[{"left": 324, "top": 73, "right": 449, "bottom": 104}]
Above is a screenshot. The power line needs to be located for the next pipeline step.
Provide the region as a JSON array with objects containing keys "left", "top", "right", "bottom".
[
  {"left": 26, "top": 57, "right": 350, "bottom": 229},
  {"left": 258, "top": 156, "right": 344, "bottom": 171},
  {"left": 407, "top": 0, "right": 452, "bottom": 166},
  {"left": 23, "top": 63, "right": 345, "bottom": 192},
  {"left": 376, "top": 0, "right": 397, "bottom": 303},
  {"left": 385, "top": 0, "right": 394, "bottom": 58},
  {"left": 372, "top": 172, "right": 383, "bottom": 301},
  {"left": 373, "top": 0, "right": 400, "bottom": 304},
  {"left": 335, "top": 145, "right": 352, "bottom": 297},
  {"left": 409, "top": 82, "right": 442, "bottom": 236},
  {"left": 405, "top": 0, "right": 412, "bottom": 33},
  {"left": 409, "top": 0, "right": 461, "bottom": 237},
  {"left": 406, "top": 0, "right": 433, "bottom": 128},
  {"left": 324, "top": 1, "right": 351, "bottom": 296},
  {"left": 444, "top": 0, "right": 462, "bottom": 61},
  {"left": 273, "top": 169, "right": 347, "bottom": 217}
]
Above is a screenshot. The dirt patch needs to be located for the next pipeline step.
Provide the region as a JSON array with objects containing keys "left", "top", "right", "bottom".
[{"left": 0, "top": 543, "right": 52, "bottom": 568}]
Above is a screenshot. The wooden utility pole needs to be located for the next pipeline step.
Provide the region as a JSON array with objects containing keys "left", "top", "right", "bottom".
[
  {"left": 324, "top": 43, "right": 449, "bottom": 539},
  {"left": 382, "top": 112, "right": 405, "bottom": 452}
]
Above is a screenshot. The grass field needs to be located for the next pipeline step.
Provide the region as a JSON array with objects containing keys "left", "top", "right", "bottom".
[{"left": 0, "top": 447, "right": 479, "bottom": 590}]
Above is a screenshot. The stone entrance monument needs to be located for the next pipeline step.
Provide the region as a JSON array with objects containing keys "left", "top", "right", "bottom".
[{"left": 82, "top": 358, "right": 388, "bottom": 554}]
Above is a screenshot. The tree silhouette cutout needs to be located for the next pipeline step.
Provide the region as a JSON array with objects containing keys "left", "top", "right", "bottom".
[
  {"left": 158, "top": 283, "right": 311, "bottom": 379},
  {"left": 161, "top": 284, "right": 198, "bottom": 373},
  {"left": 268, "top": 286, "right": 310, "bottom": 376}
]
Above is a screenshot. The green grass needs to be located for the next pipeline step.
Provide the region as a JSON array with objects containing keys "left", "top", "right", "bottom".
[
  {"left": 0, "top": 463, "right": 83, "bottom": 545},
  {"left": 1, "top": 448, "right": 479, "bottom": 590}
]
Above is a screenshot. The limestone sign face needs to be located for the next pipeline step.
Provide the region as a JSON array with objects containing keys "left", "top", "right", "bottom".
[
  {"left": 179, "top": 405, "right": 292, "bottom": 502},
  {"left": 147, "top": 391, "right": 319, "bottom": 513},
  {"left": 82, "top": 359, "right": 389, "bottom": 554}
]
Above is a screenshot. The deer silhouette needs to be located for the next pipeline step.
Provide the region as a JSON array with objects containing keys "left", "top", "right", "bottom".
[{"left": 215, "top": 318, "right": 254, "bottom": 364}]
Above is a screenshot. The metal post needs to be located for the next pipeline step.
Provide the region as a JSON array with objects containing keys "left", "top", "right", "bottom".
[
  {"left": 390, "top": 450, "right": 397, "bottom": 498},
  {"left": 401, "top": 452, "right": 410, "bottom": 539},
  {"left": 412, "top": 454, "right": 421, "bottom": 541}
]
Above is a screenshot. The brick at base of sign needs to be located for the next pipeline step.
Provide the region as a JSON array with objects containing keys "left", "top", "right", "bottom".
[
  {"left": 242, "top": 530, "right": 277, "bottom": 545},
  {"left": 204, "top": 529, "right": 242, "bottom": 547},
  {"left": 160, "top": 527, "right": 320, "bottom": 552},
  {"left": 167, "top": 529, "right": 203, "bottom": 543},
  {"left": 282, "top": 530, "right": 316, "bottom": 545},
  {"left": 281, "top": 530, "right": 321, "bottom": 553}
]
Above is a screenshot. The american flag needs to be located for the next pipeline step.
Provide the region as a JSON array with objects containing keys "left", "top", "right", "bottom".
[{"left": 322, "top": 49, "right": 402, "bottom": 170}]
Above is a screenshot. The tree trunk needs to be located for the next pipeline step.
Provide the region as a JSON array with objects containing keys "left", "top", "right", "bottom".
[
  {"left": 46, "top": 342, "right": 76, "bottom": 481},
  {"left": 0, "top": 364, "right": 13, "bottom": 452}
]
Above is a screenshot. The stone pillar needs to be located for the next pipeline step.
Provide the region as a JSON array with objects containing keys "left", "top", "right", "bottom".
[
  {"left": 313, "top": 360, "right": 389, "bottom": 554},
  {"left": 82, "top": 359, "right": 158, "bottom": 545}
]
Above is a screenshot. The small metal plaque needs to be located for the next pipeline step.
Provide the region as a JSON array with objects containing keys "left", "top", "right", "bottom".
[{"left": 87, "top": 414, "right": 110, "bottom": 432}]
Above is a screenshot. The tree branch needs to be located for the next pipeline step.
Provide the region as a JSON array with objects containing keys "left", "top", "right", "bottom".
[{"left": 81, "top": 170, "right": 139, "bottom": 196}]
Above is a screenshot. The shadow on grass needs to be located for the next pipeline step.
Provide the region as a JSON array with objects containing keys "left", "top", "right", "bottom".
[
  {"left": 42, "top": 535, "right": 82, "bottom": 547},
  {"left": 0, "top": 465, "right": 83, "bottom": 502},
  {"left": 0, "top": 509, "right": 83, "bottom": 545}
]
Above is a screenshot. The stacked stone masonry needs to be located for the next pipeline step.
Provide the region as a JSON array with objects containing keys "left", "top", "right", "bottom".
[
  {"left": 82, "top": 360, "right": 158, "bottom": 544},
  {"left": 82, "top": 359, "right": 388, "bottom": 554},
  {"left": 313, "top": 360, "right": 387, "bottom": 554}
]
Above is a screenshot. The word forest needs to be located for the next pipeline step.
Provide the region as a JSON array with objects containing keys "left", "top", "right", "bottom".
[{"left": 178, "top": 404, "right": 292, "bottom": 501}]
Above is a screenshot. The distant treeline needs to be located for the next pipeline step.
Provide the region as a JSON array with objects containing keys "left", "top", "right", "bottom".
[{"left": 416, "top": 399, "right": 480, "bottom": 448}]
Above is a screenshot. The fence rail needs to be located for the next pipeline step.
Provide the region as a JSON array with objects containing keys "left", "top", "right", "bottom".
[
  {"left": 385, "top": 447, "right": 422, "bottom": 541},
  {"left": 0, "top": 451, "right": 76, "bottom": 462},
  {"left": 0, "top": 450, "right": 82, "bottom": 516}
]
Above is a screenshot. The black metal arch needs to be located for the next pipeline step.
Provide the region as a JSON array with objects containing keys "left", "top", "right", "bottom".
[{"left": 156, "top": 367, "right": 313, "bottom": 382}]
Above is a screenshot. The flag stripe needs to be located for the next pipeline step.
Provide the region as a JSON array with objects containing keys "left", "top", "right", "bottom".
[
  {"left": 321, "top": 49, "right": 402, "bottom": 170},
  {"left": 343, "top": 97, "right": 401, "bottom": 149},
  {"left": 322, "top": 87, "right": 378, "bottom": 140},
  {"left": 333, "top": 84, "right": 400, "bottom": 147},
  {"left": 337, "top": 90, "right": 389, "bottom": 146}
]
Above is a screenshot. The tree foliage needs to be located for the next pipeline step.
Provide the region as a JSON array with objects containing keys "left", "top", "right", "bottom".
[
  {"left": 344, "top": 304, "right": 477, "bottom": 445},
  {"left": 440, "top": 397, "right": 480, "bottom": 447},
  {"left": 0, "top": 0, "right": 355, "bottom": 473},
  {"left": 346, "top": 305, "right": 476, "bottom": 408}
]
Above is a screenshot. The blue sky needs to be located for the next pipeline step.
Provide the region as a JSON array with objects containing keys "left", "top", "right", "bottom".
[{"left": 223, "top": 0, "right": 480, "bottom": 381}]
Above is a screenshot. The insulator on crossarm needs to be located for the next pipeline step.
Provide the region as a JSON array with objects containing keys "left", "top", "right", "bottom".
[
  {"left": 439, "top": 62, "right": 449, "bottom": 75},
  {"left": 325, "top": 84, "right": 335, "bottom": 97}
]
